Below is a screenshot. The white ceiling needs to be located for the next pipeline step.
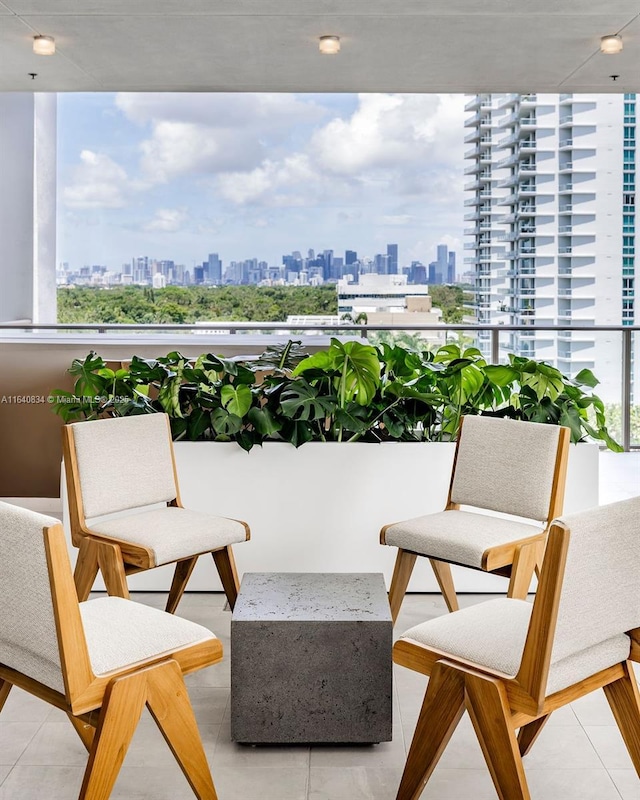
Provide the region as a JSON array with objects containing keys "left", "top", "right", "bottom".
[{"left": 0, "top": 0, "right": 638, "bottom": 93}]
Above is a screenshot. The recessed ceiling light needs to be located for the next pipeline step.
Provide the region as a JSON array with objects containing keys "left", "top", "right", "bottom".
[
  {"left": 600, "top": 34, "right": 623, "bottom": 54},
  {"left": 33, "top": 35, "right": 55, "bottom": 56},
  {"left": 319, "top": 35, "right": 340, "bottom": 55}
]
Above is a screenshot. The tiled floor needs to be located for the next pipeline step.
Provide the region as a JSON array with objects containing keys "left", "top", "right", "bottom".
[
  {"left": 2, "top": 590, "right": 640, "bottom": 800},
  {"left": 1, "top": 453, "right": 639, "bottom": 799}
]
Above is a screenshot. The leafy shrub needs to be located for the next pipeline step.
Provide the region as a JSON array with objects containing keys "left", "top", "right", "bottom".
[{"left": 50, "top": 339, "right": 622, "bottom": 452}]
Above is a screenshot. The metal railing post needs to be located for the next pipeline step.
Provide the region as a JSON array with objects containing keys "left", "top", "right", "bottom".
[
  {"left": 491, "top": 328, "right": 500, "bottom": 363},
  {"left": 621, "top": 328, "right": 632, "bottom": 452}
]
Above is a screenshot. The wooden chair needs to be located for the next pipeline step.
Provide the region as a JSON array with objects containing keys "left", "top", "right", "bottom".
[
  {"left": 381, "top": 415, "right": 570, "bottom": 621},
  {"left": 0, "top": 501, "right": 223, "bottom": 800},
  {"left": 62, "top": 413, "right": 250, "bottom": 613},
  {"left": 392, "top": 495, "right": 640, "bottom": 800}
]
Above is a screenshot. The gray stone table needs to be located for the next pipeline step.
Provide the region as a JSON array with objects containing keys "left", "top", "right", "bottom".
[{"left": 230, "top": 572, "right": 392, "bottom": 744}]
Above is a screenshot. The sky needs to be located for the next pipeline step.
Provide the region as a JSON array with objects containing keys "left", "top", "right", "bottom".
[{"left": 57, "top": 93, "right": 466, "bottom": 273}]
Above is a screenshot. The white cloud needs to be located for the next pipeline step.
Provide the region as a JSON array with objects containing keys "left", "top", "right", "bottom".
[
  {"left": 214, "top": 94, "right": 465, "bottom": 212},
  {"left": 217, "top": 154, "right": 317, "bottom": 206},
  {"left": 115, "top": 93, "right": 328, "bottom": 185},
  {"left": 380, "top": 214, "right": 416, "bottom": 226},
  {"left": 62, "top": 150, "right": 129, "bottom": 209},
  {"left": 143, "top": 208, "right": 188, "bottom": 233},
  {"left": 311, "top": 94, "right": 464, "bottom": 176}
]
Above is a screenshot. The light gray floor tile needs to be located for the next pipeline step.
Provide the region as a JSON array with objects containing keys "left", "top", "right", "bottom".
[
  {"left": 425, "top": 716, "right": 487, "bottom": 770},
  {"left": 212, "top": 722, "right": 310, "bottom": 769},
  {"left": 0, "top": 767, "right": 10, "bottom": 787},
  {"left": 420, "top": 768, "right": 499, "bottom": 800},
  {"left": 111, "top": 766, "right": 209, "bottom": 800},
  {"left": 187, "top": 687, "right": 229, "bottom": 726},
  {"left": 523, "top": 725, "right": 603, "bottom": 770},
  {"left": 526, "top": 768, "right": 623, "bottom": 800},
  {"left": 584, "top": 725, "right": 634, "bottom": 770},
  {"left": 0, "top": 689, "right": 50, "bottom": 724},
  {"left": 610, "top": 769, "right": 640, "bottom": 800},
  {"left": 16, "top": 721, "right": 87, "bottom": 766},
  {"left": 0, "top": 723, "right": 42, "bottom": 766},
  {"left": 185, "top": 661, "right": 231, "bottom": 688},
  {"left": 0, "top": 766, "right": 84, "bottom": 799},
  {"left": 122, "top": 718, "right": 220, "bottom": 768},
  {"left": 572, "top": 690, "right": 616, "bottom": 726},
  {"left": 211, "top": 766, "right": 308, "bottom": 800},
  {"left": 310, "top": 726, "right": 405, "bottom": 769},
  {"left": 309, "top": 766, "right": 401, "bottom": 800},
  {"left": 545, "top": 704, "right": 580, "bottom": 726}
]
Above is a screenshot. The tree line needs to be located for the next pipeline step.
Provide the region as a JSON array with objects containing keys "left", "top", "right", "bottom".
[{"left": 57, "top": 283, "right": 471, "bottom": 325}]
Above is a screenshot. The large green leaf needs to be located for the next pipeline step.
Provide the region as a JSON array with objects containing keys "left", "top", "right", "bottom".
[
  {"left": 292, "top": 350, "right": 336, "bottom": 376},
  {"left": 211, "top": 408, "right": 243, "bottom": 436},
  {"left": 220, "top": 384, "right": 252, "bottom": 417},
  {"left": 280, "top": 380, "right": 336, "bottom": 421},
  {"left": 68, "top": 352, "right": 108, "bottom": 398},
  {"left": 247, "top": 406, "right": 282, "bottom": 436},
  {"left": 573, "top": 368, "right": 600, "bottom": 389},
  {"left": 483, "top": 364, "right": 520, "bottom": 387}
]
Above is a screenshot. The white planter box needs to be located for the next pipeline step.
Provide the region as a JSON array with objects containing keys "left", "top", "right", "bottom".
[{"left": 63, "top": 441, "right": 599, "bottom": 593}]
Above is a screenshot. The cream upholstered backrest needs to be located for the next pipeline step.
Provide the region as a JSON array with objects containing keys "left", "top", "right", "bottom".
[
  {"left": 70, "top": 414, "right": 178, "bottom": 518},
  {"left": 0, "top": 502, "right": 65, "bottom": 693},
  {"left": 450, "top": 416, "right": 563, "bottom": 521},
  {"left": 550, "top": 497, "right": 640, "bottom": 664}
]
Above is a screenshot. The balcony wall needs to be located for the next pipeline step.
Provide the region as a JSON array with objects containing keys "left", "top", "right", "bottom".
[{"left": 0, "top": 336, "right": 301, "bottom": 498}]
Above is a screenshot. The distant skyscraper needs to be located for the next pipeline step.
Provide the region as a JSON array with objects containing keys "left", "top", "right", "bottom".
[
  {"left": 374, "top": 253, "right": 390, "bottom": 274},
  {"left": 447, "top": 251, "right": 456, "bottom": 283},
  {"left": 208, "top": 253, "right": 222, "bottom": 284},
  {"left": 387, "top": 244, "right": 398, "bottom": 275},
  {"left": 345, "top": 250, "right": 358, "bottom": 265}
]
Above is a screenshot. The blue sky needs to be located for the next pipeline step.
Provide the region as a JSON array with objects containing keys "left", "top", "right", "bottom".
[{"left": 57, "top": 93, "right": 465, "bottom": 273}]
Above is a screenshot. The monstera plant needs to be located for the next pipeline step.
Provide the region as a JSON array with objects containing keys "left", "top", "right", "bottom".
[{"left": 50, "top": 339, "right": 622, "bottom": 452}]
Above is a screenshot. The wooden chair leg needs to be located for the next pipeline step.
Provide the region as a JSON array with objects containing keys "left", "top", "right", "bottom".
[
  {"left": 146, "top": 659, "right": 218, "bottom": 799},
  {"left": 79, "top": 670, "right": 148, "bottom": 800},
  {"left": 0, "top": 679, "right": 12, "bottom": 715},
  {"left": 166, "top": 557, "right": 199, "bottom": 614},
  {"left": 429, "top": 559, "right": 459, "bottom": 613},
  {"left": 517, "top": 714, "right": 550, "bottom": 756},
  {"left": 388, "top": 549, "right": 418, "bottom": 624},
  {"left": 95, "top": 540, "right": 130, "bottom": 600},
  {"left": 396, "top": 660, "right": 465, "bottom": 800},
  {"left": 465, "top": 669, "right": 531, "bottom": 800},
  {"left": 603, "top": 662, "right": 640, "bottom": 774},
  {"left": 508, "top": 541, "right": 543, "bottom": 601},
  {"left": 212, "top": 546, "right": 240, "bottom": 610},
  {"left": 74, "top": 538, "right": 100, "bottom": 602},
  {"left": 67, "top": 713, "right": 95, "bottom": 752}
]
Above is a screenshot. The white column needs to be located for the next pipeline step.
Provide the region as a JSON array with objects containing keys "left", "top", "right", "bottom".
[{"left": 0, "top": 93, "right": 56, "bottom": 323}]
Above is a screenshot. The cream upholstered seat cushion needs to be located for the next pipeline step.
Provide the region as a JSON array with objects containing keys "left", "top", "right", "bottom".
[
  {"left": 80, "top": 596, "right": 216, "bottom": 676},
  {"left": 88, "top": 506, "right": 247, "bottom": 567},
  {"left": 384, "top": 510, "right": 542, "bottom": 569},
  {"left": 401, "top": 598, "right": 630, "bottom": 696}
]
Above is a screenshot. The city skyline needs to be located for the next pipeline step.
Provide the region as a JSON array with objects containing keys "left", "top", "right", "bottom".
[
  {"left": 59, "top": 240, "right": 459, "bottom": 288},
  {"left": 57, "top": 93, "right": 465, "bottom": 271}
]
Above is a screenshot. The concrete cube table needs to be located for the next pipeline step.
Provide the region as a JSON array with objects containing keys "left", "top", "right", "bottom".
[{"left": 231, "top": 572, "right": 392, "bottom": 744}]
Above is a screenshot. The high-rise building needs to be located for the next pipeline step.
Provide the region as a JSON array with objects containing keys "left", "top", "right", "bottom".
[
  {"left": 387, "top": 243, "right": 398, "bottom": 275},
  {"left": 345, "top": 250, "right": 358, "bottom": 265},
  {"left": 208, "top": 253, "right": 222, "bottom": 284},
  {"left": 447, "top": 251, "right": 456, "bottom": 283},
  {"left": 464, "top": 92, "right": 637, "bottom": 399}
]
